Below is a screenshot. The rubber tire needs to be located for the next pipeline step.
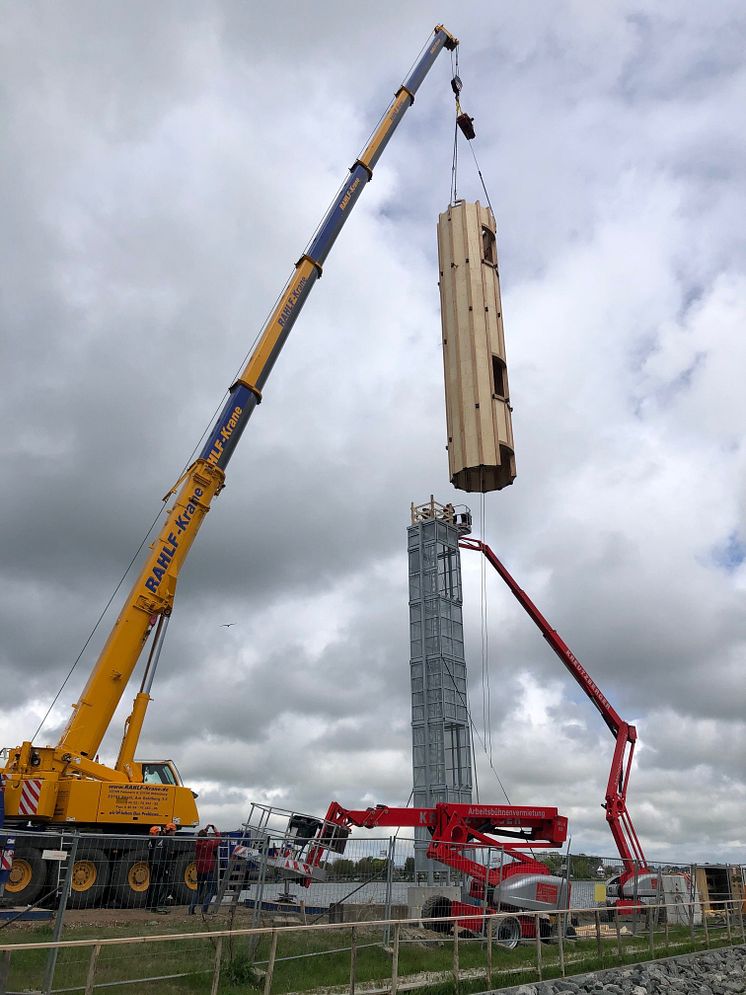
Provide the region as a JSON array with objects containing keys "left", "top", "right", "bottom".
[
  {"left": 68, "top": 848, "right": 111, "bottom": 909},
  {"left": 2, "top": 847, "right": 46, "bottom": 906},
  {"left": 421, "top": 895, "right": 453, "bottom": 934},
  {"left": 169, "top": 853, "right": 198, "bottom": 906},
  {"left": 110, "top": 849, "right": 151, "bottom": 909},
  {"left": 494, "top": 915, "right": 521, "bottom": 949}
]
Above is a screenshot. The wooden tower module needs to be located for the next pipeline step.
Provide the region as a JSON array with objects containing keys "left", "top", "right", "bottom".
[{"left": 437, "top": 200, "right": 516, "bottom": 493}]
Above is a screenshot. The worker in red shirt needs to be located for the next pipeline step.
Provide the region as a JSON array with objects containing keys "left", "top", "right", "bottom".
[{"left": 189, "top": 824, "right": 221, "bottom": 914}]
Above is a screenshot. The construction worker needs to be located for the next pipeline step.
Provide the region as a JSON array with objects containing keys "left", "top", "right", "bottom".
[
  {"left": 147, "top": 824, "right": 176, "bottom": 913},
  {"left": 189, "top": 824, "right": 221, "bottom": 914}
]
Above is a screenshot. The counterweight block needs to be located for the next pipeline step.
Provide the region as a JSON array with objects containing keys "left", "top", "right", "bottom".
[{"left": 437, "top": 200, "right": 516, "bottom": 492}]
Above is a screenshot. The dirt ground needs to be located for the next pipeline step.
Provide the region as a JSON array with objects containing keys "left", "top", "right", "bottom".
[{"left": 11, "top": 904, "right": 261, "bottom": 932}]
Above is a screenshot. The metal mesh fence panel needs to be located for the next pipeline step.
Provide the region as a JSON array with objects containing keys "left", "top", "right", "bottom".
[
  {"left": 0, "top": 901, "right": 744, "bottom": 994},
  {"left": 2, "top": 827, "right": 744, "bottom": 993}
]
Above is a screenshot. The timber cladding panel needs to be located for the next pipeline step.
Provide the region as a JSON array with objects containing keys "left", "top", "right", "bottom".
[{"left": 437, "top": 200, "right": 516, "bottom": 493}]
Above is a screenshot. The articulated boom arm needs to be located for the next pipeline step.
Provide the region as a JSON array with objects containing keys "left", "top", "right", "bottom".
[
  {"left": 458, "top": 539, "right": 647, "bottom": 876},
  {"left": 5, "top": 26, "right": 459, "bottom": 793},
  {"left": 308, "top": 801, "right": 567, "bottom": 883}
]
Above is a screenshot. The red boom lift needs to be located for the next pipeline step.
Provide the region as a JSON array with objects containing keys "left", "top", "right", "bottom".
[
  {"left": 459, "top": 538, "right": 666, "bottom": 909},
  {"left": 306, "top": 801, "right": 571, "bottom": 946}
]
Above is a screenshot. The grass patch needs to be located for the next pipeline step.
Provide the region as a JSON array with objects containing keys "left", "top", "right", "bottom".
[{"left": 0, "top": 917, "right": 740, "bottom": 994}]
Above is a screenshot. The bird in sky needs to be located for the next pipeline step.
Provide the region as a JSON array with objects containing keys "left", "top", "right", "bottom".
[{"left": 220, "top": 623, "right": 237, "bottom": 628}]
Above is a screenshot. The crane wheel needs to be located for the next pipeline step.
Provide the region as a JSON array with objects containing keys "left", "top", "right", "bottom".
[
  {"left": 169, "top": 853, "right": 198, "bottom": 906},
  {"left": 494, "top": 915, "right": 521, "bottom": 949},
  {"left": 420, "top": 895, "right": 453, "bottom": 934},
  {"left": 2, "top": 847, "right": 46, "bottom": 906},
  {"left": 68, "top": 849, "right": 111, "bottom": 909},
  {"left": 110, "top": 849, "right": 151, "bottom": 908}
]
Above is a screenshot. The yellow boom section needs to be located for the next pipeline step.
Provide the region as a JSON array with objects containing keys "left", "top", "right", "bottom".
[{"left": 57, "top": 458, "right": 224, "bottom": 760}]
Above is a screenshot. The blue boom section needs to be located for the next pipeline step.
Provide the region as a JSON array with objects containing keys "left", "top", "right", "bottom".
[
  {"left": 197, "top": 26, "right": 455, "bottom": 475},
  {"left": 199, "top": 384, "right": 258, "bottom": 468},
  {"left": 306, "top": 164, "right": 370, "bottom": 269},
  {"left": 198, "top": 266, "right": 319, "bottom": 470},
  {"left": 404, "top": 32, "right": 450, "bottom": 98}
]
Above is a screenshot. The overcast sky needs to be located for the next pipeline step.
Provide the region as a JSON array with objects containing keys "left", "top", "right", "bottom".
[{"left": 1, "top": 2, "right": 744, "bottom": 864}]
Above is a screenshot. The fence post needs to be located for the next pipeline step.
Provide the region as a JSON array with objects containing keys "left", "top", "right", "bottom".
[
  {"left": 614, "top": 905, "right": 622, "bottom": 959},
  {"left": 84, "top": 943, "right": 101, "bottom": 995},
  {"left": 689, "top": 864, "right": 697, "bottom": 943},
  {"left": 631, "top": 863, "right": 639, "bottom": 937},
  {"left": 383, "top": 836, "right": 395, "bottom": 945},
  {"left": 725, "top": 900, "right": 733, "bottom": 944},
  {"left": 43, "top": 832, "right": 79, "bottom": 995},
  {"left": 482, "top": 848, "right": 491, "bottom": 926},
  {"left": 648, "top": 903, "right": 654, "bottom": 955},
  {"left": 0, "top": 949, "right": 11, "bottom": 995},
  {"left": 664, "top": 903, "right": 669, "bottom": 950},
  {"left": 210, "top": 936, "right": 223, "bottom": 995},
  {"left": 557, "top": 910, "right": 565, "bottom": 977},
  {"left": 594, "top": 908, "right": 602, "bottom": 960},
  {"left": 485, "top": 916, "right": 493, "bottom": 986},
  {"left": 702, "top": 906, "right": 710, "bottom": 947},
  {"left": 534, "top": 914, "right": 543, "bottom": 982},
  {"left": 452, "top": 921, "right": 459, "bottom": 988},
  {"left": 263, "top": 929, "right": 279, "bottom": 995},
  {"left": 349, "top": 924, "right": 357, "bottom": 995},
  {"left": 391, "top": 923, "right": 400, "bottom": 995}
]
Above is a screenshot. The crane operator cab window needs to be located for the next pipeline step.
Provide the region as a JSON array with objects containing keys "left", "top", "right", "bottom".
[{"left": 141, "top": 762, "right": 178, "bottom": 785}]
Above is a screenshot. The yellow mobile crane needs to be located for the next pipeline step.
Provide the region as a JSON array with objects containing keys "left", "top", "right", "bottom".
[{"left": 1, "top": 25, "right": 459, "bottom": 907}]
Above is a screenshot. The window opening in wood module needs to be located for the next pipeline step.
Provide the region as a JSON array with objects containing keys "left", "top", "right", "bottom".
[
  {"left": 481, "top": 225, "right": 496, "bottom": 265},
  {"left": 492, "top": 355, "right": 508, "bottom": 399}
]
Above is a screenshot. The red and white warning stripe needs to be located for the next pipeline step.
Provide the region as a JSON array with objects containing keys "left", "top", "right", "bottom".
[
  {"left": 266, "top": 854, "right": 326, "bottom": 880},
  {"left": 17, "top": 778, "right": 43, "bottom": 816},
  {"left": 231, "top": 845, "right": 325, "bottom": 880},
  {"left": 0, "top": 838, "right": 15, "bottom": 874}
]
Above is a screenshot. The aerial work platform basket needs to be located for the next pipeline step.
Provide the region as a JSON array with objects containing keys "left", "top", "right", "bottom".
[{"left": 437, "top": 200, "right": 516, "bottom": 493}]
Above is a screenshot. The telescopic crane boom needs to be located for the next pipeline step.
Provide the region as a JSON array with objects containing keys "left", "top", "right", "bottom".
[
  {"left": 459, "top": 538, "right": 648, "bottom": 891},
  {"left": 1, "top": 27, "right": 459, "bottom": 902}
]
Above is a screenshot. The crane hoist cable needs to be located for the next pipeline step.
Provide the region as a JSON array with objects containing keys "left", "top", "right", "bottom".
[
  {"left": 446, "top": 61, "right": 513, "bottom": 809},
  {"left": 448, "top": 55, "right": 497, "bottom": 217},
  {"left": 447, "top": 60, "right": 506, "bottom": 798},
  {"left": 33, "top": 278, "right": 292, "bottom": 740},
  {"left": 439, "top": 649, "right": 511, "bottom": 806},
  {"left": 479, "top": 491, "right": 494, "bottom": 768}
]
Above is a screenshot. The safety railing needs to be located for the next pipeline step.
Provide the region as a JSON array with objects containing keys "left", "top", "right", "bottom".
[{"left": 0, "top": 897, "right": 744, "bottom": 994}]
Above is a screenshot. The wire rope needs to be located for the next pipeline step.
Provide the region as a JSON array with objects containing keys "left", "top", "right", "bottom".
[
  {"left": 467, "top": 140, "right": 496, "bottom": 218},
  {"left": 33, "top": 30, "right": 456, "bottom": 738},
  {"left": 33, "top": 275, "right": 291, "bottom": 739},
  {"left": 439, "top": 651, "right": 510, "bottom": 805},
  {"left": 449, "top": 46, "right": 460, "bottom": 205},
  {"left": 480, "top": 492, "right": 494, "bottom": 767}
]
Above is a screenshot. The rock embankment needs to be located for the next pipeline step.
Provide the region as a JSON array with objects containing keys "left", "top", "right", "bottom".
[{"left": 492, "top": 944, "right": 746, "bottom": 995}]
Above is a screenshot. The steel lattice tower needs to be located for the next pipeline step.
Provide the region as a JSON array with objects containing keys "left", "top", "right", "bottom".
[{"left": 408, "top": 498, "right": 474, "bottom": 879}]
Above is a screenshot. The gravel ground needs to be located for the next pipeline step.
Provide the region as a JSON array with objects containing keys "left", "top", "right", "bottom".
[{"left": 486, "top": 943, "right": 746, "bottom": 995}]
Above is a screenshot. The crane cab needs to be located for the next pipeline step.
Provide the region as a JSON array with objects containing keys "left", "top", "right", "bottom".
[{"left": 137, "top": 760, "right": 187, "bottom": 787}]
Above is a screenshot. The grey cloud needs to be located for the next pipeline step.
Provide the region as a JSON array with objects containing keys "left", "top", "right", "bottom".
[{"left": 2, "top": 1, "right": 744, "bottom": 862}]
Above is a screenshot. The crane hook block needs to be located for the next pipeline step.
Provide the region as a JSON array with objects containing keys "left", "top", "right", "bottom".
[
  {"left": 437, "top": 201, "right": 516, "bottom": 493},
  {"left": 456, "top": 112, "right": 476, "bottom": 140}
]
